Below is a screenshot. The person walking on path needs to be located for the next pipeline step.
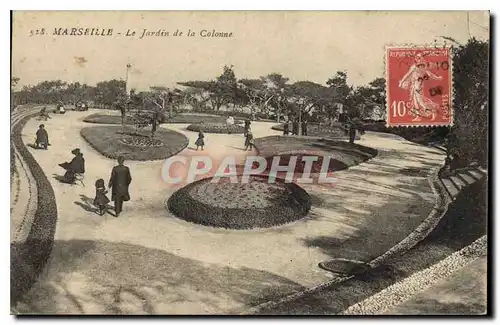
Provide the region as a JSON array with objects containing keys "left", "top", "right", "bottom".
[
  {"left": 108, "top": 156, "right": 132, "bottom": 218},
  {"left": 93, "top": 178, "right": 110, "bottom": 216},
  {"left": 195, "top": 130, "right": 205, "bottom": 151},
  {"left": 301, "top": 119, "right": 308, "bottom": 136},
  {"left": 283, "top": 120, "right": 290, "bottom": 136},
  {"left": 35, "top": 124, "right": 49, "bottom": 149},
  {"left": 292, "top": 118, "right": 299, "bottom": 136},
  {"left": 244, "top": 130, "right": 254, "bottom": 151}
]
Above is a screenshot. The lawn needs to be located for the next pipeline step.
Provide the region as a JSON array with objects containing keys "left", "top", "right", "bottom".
[{"left": 80, "top": 125, "right": 189, "bottom": 161}]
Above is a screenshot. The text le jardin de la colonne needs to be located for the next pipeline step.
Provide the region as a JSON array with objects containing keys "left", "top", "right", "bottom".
[{"left": 29, "top": 27, "right": 234, "bottom": 39}]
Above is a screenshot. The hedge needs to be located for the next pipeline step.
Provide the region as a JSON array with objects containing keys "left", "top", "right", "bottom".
[
  {"left": 186, "top": 123, "right": 246, "bottom": 134},
  {"left": 11, "top": 112, "right": 58, "bottom": 306},
  {"left": 167, "top": 175, "right": 312, "bottom": 230}
]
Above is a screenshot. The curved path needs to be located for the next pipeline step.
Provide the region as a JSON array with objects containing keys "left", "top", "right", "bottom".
[{"left": 14, "top": 109, "right": 446, "bottom": 314}]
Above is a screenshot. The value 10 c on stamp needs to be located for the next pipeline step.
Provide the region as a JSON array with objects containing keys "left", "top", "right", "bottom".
[{"left": 386, "top": 46, "right": 452, "bottom": 127}]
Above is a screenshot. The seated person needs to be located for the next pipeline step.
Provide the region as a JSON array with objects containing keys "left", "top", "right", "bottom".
[
  {"left": 59, "top": 148, "right": 85, "bottom": 183},
  {"left": 35, "top": 124, "right": 49, "bottom": 149},
  {"left": 226, "top": 116, "right": 235, "bottom": 125},
  {"left": 39, "top": 107, "right": 51, "bottom": 120}
]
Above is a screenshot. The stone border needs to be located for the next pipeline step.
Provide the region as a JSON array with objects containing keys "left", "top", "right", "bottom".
[
  {"left": 341, "top": 235, "right": 487, "bottom": 315},
  {"left": 11, "top": 110, "right": 59, "bottom": 308},
  {"left": 241, "top": 163, "right": 451, "bottom": 314}
]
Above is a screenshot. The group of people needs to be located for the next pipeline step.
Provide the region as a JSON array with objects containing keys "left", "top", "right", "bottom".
[
  {"left": 283, "top": 118, "right": 308, "bottom": 136},
  {"left": 33, "top": 123, "right": 132, "bottom": 217},
  {"left": 194, "top": 117, "right": 255, "bottom": 151}
]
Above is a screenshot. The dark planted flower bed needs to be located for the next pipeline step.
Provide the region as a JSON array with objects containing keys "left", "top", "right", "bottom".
[
  {"left": 167, "top": 175, "right": 312, "bottom": 230},
  {"left": 167, "top": 114, "right": 244, "bottom": 125},
  {"left": 186, "top": 123, "right": 246, "bottom": 134},
  {"left": 83, "top": 113, "right": 136, "bottom": 125},
  {"left": 11, "top": 112, "right": 58, "bottom": 306},
  {"left": 81, "top": 126, "right": 189, "bottom": 161}
]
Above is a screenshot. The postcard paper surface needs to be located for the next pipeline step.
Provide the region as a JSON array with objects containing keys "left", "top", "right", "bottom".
[{"left": 11, "top": 11, "right": 489, "bottom": 315}]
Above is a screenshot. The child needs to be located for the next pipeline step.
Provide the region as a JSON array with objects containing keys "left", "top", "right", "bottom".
[
  {"left": 244, "top": 130, "right": 254, "bottom": 151},
  {"left": 94, "top": 178, "right": 110, "bottom": 215},
  {"left": 195, "top": 130, "right": 205, "bottom": 151}
]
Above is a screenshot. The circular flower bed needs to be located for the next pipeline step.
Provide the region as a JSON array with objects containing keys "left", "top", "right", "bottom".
[
  {"left": 186, "top": 123, "right": 246, "bottom": 134},
  {"left": 167, "top": 175, "right": 312, "bottom": 230}
]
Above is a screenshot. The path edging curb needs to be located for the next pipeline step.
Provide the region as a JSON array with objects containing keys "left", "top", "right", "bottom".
[{"left": 241, "top": 162, "right": 451, "bottom": 315}]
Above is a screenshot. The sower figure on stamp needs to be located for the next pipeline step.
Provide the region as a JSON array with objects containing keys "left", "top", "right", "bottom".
[
  {"left": 108, "top": 156, "right": 132, "bottom": 217},
  {"left": 398, "top": 52, "right": 443, "bottom": 121}
]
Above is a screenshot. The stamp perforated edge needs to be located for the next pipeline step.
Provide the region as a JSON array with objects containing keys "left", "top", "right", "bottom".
[{"left": 384, "top": 44, "right": 454, "bottom": 128}]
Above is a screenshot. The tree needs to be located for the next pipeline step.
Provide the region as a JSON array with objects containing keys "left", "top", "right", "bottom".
[
  {"left": 212, "top": 65, "right": 238, "bottom": 110},
  {"left": 260, "top": 73, "right": 290, "bottom": 122},
  {"left": 450, "top": 38, "right": 489, "bottom": 167},
  {"left": 95, "top": 79, "right": 126, "bottom": 109},
  {"left": 327, "top": 71, "right": 350, "bottom": 107}
]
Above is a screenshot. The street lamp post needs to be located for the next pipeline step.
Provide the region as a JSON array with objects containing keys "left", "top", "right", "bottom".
[{"left": 125, "top": 63, "right": 132, "bottom": 99}]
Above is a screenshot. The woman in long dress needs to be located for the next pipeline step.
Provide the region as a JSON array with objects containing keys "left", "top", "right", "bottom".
[{"left": 398, "top": 53, "right": 443, "bottom": 121}]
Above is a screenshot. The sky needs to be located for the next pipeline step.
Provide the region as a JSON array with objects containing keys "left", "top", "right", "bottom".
[{"left": 12, "top": 11, "right": 489, "bottom": 91}]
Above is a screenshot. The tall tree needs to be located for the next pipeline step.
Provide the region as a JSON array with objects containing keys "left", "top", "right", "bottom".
[{"left": 450, "top": 38, "right": 489, "bottom": 167}]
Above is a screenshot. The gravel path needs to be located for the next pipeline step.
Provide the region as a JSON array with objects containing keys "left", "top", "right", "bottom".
[{"left": 14, "top": 110, "right": 447, "bottom": 314}]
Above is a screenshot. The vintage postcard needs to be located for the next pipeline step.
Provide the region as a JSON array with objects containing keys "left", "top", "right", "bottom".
[{"left": 10, "top": 11, "right": 489, "bottom": 315}]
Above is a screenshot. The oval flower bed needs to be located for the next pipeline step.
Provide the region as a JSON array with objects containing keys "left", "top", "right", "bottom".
[
  {"left": 83, "top": 113, "right": 136, "bottom": 125},
  {"left": 186, "top": 123, "right": 246, "bottom": 134},
  {"left": 167, "top": 175, "right": 312, "bottom": 230},
  {"left": 81, "top": 126, "right": 189, "bottom": 161}
]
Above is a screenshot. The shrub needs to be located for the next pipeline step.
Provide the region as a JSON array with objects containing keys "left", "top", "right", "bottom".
[{"left": 186, "top": 123, "right": 246, "bottom": 134}]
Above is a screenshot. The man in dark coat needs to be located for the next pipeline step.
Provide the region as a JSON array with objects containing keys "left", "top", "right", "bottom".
[
  {"left": 283, "top": 121, "right": 290, "bottom": 135},
  {"left": 301, "top": 119, "right": 308, "bottom": 136},
  {"left": 292, "top": 119, "right": 299, "bottom": 135},
  {"left": 35, "top": 124, "right": 49, "bottom": 149},
  {"left": 109, "top": 156, "right": 132, "bottom": 217}
]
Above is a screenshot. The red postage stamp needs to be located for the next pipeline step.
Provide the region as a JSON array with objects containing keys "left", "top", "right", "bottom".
[{"left": 386, "top": 46, "right": 452, "bottom": 127}]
